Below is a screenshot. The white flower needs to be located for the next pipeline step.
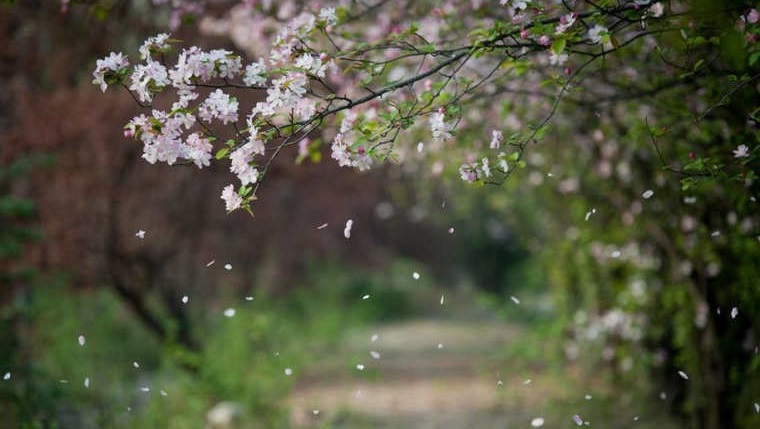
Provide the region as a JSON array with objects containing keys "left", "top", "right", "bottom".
[
  {"left": 319, "top": 7, "right": 338, "bottom": 26},
  {"left": 294, "top": 98, "right": 317, "bottom": 121},
  {"left": 490, "top": 130, "right": 503, "bottom": 149},
  {"left": 129, "top": 61, "right": 170, "bottom": 103},
  {"left": 208, "top": 49, "right": 242, "bottom": 79},
  {"left": 556, "top": 13, "right": 576, "bottom": 34},
  {"left": 221, "top": 184, "right": 243, "bottom": 212},
  {"left": 139, "top": 33, "right": 171, "bottom": 60},
  {"left": 264, "top": 72, "right": 308, "bottom": 113},
  {"left": 481, "top": 157, "right": 491, "bottom": 178},
  {"left": 184, "top": 133, "right": 213, "bottom": 168},
  {"left": 549, "top": 51, "right": 569, "bottom": 66},
  {"left": 733, "top": 144, "right": 750, "bottom": 158},
  {"left": 230, "top": 142, "right": 261, "bottom": 185},
  {"left": 498, "top": 155, "right": 509, "bottom": 173},
  {"left": 650, "top": 2, "right": 664, "bottom": 18},
  {"left": 198, "top": 89, "right": 239, "bottom": 124},
  {"left": 295, "top": 54, "right": 328, "bottom": 78},
  {"left": 352, "top": 153, "right": 373, "bottom": 171},
  {"left": 288, "top": 13, "right": 316, "bottom": 38},
  {"left": 168, "top": 47, "right": 241, "bottom": 85},
  {"left": 459, "top": 163, "right": 477, "bottom": 182},
  {"left": 295, "top": 54, "right": 314, "bottom": 71},
  {"left": 430, "top": 112, "right": 452, "bottom": 143},
  {"left": 243, "top": 59, "right": 267, "bottom": 87},
  {"left": 92, "top": 52, "right": 129, "bottom": 92},
  {"left": 588, "top": 25, "right": 608, "bottom": 44},
  {"left": 331, "top": 133, "right": 352, "bottom": 167}
]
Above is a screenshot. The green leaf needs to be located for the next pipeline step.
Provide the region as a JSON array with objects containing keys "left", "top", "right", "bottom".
[
  {"left": 215, "top": 147, "right": 230, "bottom": 160},
  {"left": 420, "top": 43, "right": 437, "bottom": 53},
  {"left": 749, "top": 52, "right": 760, "bottom": 67},
  {"left": 238, "top": 186, "right": 252, "bottom": 197},
  {"left": 551, "top": 39, "right": 566, "bottom": 55}
]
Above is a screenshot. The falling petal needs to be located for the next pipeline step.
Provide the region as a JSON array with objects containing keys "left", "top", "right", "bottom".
[
  {"left": 245, "top": 296, "right": 254, "bottom": 301},
  {"left": 731, "top": 307, "right": 739, "bottom": 319},
  {"left": 448, "top": 227, "right": 455, "bottom": 234},
  {"left": 224, "top": 263, "right": 232, "bottom": 270},
  {"left": 84, "top": 377, "right": 90, "bottom": 388},
  {"left": 3, "top": 372, "right": 10, "bottom": 380},
  {"left": 440, "top": 295, "right": 445, "bottom": 305},
  {"left": 531, "top": 417, "right": 545, "bottom": 427},
  {"left": 678, "top": 370, "right": 689, "bottom": 380},
  {"left": 642, "top": 190, "right": 654, "bottom": 199},
  {"left": 133, "top": 361, "right": 140, "bottom": 368},
  {"left": 572, "top": 414, "right": 583, "bottom": 426},
  {"left": 585, "top": 208, "right": 596, "bottom": 221},
  {"left": 78, "top": 335, "right": 86, "bottom": 346},
  {"left": 206, "top": 260, "right": 215, "bottom": 267},
  {"left": 510, "top": 296, "right": 520, "bottom": 304},
  {"left": 284, "top": 368, "right": 292, "bottom": 376},
  {"left": 371, "top": 334, "right": 379, "bottom": 342},
  {"left": 344, "top": 219, "right": 353, "bottom": 239},
  {"left": 140, "top": 387, "right": 150, "bottom": 392},
  {"left": 362, "top": 294, "right": 370, "bottom": 300},
  {"left": 160, "top": 390, "right": 168, "bottom": 396},
  {"left": 317, "top": 223, "right": 328, "bottom": 229},
  {"left": 356, "top": 364, "right": 365, "bottom": 371},
  {"left": 135, "top": 230, "right": 146, "bottom": 239},
  {"left": 224, "top": 308, "right": 236, "bottom": 317},
  {"left": 412, "top": 272, "right": 420, "bottom": 280},
  {"left": 181, "top": 295, "right": 189, "bottom": 304},
  {"left": 370, "top": 351, "right": 381, "bottom": 359}
]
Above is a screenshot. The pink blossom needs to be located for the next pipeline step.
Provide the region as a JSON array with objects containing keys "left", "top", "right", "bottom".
[
  {"left": 92, "top": 52, "right": 129, "bottom": 92},
  {"left": 490, "top": 130, "right": 503, "bottom": 149},
  {"left": 430, "top": 112, "right": 453, "bottom": 143},
  {"left": 749, "top": 9, "right": 760, "bottom": 24},
  {"left": 221, "top": 185, "right": 243, "bottom": 212},
  {"left": 198, "top": 90, "right": 239, "bottom": 124}
]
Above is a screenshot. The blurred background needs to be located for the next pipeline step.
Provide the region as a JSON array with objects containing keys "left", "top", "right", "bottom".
[{"left": 1, "top": 1, "right": 758, "bottom": 428}]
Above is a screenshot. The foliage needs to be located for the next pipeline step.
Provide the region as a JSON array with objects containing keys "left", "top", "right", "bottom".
[{"left": 1, "top": 256, "right": 431, "bottom": 428}]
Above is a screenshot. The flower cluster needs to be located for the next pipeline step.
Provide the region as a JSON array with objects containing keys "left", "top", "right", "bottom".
[
  {"left": 331, "top": 110, "right": 373, "bottom": 171},
  {"left": 92, "top": 52, "right": 129, "bottom": 92},
  {"left": 93, "top": 6, "right": 359, "bottom": 212},
  {"left": 93, "top": 1, "right": 679, "bottom": 212},
  {"left": 458, "top": 129, "right": 510, "bottom": 183}
]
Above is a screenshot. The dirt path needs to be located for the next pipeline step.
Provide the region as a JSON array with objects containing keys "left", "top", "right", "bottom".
[{"left": 288, "top": 319, "right": 558, "bottom": 428}]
